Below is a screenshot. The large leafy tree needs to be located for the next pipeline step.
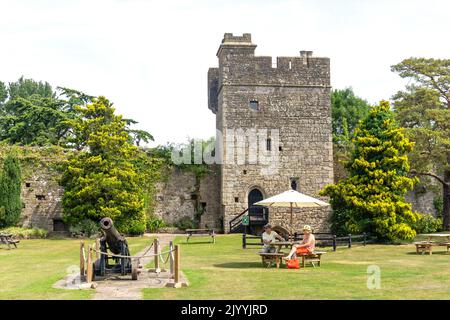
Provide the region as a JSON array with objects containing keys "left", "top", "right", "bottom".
[
  {"left": 391, "top": 58, "right": 450, "bottom": 230},
  {"left": 331, "top": 88, "right": 371, "bottom": 181},
  {"left": 0, "top": 154, "right": 22, "bottom": 228},
  {"left": 0, "top": 77, "right": 81, "bottom": 146},
  {"left": 321, "top": 101, "right": 419, "bottom": 241},
  {"left": 60, "top": 97, "right": 146, "bottom": 234}
]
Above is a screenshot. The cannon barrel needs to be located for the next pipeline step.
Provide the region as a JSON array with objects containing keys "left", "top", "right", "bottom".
[{"left": 100, "top": 217, "right": 125, "bottom": 255}]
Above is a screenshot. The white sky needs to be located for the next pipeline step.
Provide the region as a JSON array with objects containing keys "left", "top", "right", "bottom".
[{"left": 0, "top": 0, "right": 449, "bottom": 146}]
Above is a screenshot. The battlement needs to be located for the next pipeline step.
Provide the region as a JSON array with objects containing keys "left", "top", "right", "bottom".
[
  {"left": 222, "top": 33, "right": 252, "bottom": 44},
  {"left": 213, "top": 33, "right": 330, "bottom": 89}
]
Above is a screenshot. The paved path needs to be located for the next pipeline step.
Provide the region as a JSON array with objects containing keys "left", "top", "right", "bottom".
[{"left": 91, "top": 233, "right": 178, "bottom": 300}]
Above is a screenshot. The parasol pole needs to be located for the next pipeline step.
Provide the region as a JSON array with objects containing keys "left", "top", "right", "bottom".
[{"left": 290, "top": 202, "right": 293, "bottom": 234}]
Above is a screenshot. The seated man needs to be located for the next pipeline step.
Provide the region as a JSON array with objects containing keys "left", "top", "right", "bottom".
[
  {"left": 260, "top": 224, "right": 284, "bottom": 253},
  {"left": 283, "top": 225, "right": 315, "bottom": 260}
]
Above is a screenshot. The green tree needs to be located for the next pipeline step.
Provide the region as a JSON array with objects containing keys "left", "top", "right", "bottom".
[
  {"left": 332, "top": 88, "right": 371, "bottom": 145},
  {"left": 321, "top": 101, "right": 420, "bottom": 241},
  {"left": 0, "top": 154, "right": 22, "bottom": 228},
  {"left": 61, "top": 97, "right": 146, "bottom": 234},
  {"left": 0, "top": 78, "right": 80, "bottom": 146},
  {"left": 391, "top": 58, "right": 450, "bottom": 230},
  {"left": 331, "top": 88, "right": 371, "bottom": 181}
]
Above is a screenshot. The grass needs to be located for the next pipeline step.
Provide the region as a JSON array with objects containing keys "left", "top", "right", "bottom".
[
  {"left": 143, "top": 234, "right": 450, "bottom": 300},
  {"left": 0, "top": 236, "right": 151, "bottom": 300}
]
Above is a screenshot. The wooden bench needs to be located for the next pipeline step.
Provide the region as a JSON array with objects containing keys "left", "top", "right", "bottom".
[
  {"left": 414, "top": 241, "right": 450, "bottom": 255},
  {"left": 0, "top": 233, "right": 20, "bottom": 249},
  {"left": 186, "top": 229, "right": 215, "bottom": 244},
  {"left": 298, "top": 251, "right": 325, "bottom": 268},
  {"left": 259, "top": 252, "right": 287, "bottom": 268}
]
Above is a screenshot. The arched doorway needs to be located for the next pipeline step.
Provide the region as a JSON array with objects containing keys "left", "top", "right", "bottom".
[{"left": 247, "top": 188, "right": 269, "bottom": 234}]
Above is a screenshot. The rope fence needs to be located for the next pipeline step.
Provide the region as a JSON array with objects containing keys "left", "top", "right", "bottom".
[{"left": 80, "top": 238, "right": 182, "bottom": 287}]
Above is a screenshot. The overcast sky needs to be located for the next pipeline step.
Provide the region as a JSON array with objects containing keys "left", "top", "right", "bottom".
[{"left": 1, "top": 0, "right": 449, "bottom": 146}]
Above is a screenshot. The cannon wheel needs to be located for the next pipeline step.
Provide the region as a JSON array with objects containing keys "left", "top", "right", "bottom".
[{"left": 131, "top": 261, "right": 138, "bottom": 280}]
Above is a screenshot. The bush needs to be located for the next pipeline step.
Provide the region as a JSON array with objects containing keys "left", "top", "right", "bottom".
[
  {"left": 413, "top": 214, "right": 442, "bottom": 234},
  {"left": 146, "top": 215, "right": 166, "bottom": 232},
  {"left": 69, "top": 219, "right": 99, "bottom": 238},
  {"left": 124, "top": 218, "right": 147, "bottom": 235},
  {"left": 175, "top": 216, "right": 198, "bottom": 230},
  {"left": 0, "top": 227, "right": 48, "bottom": 239}
]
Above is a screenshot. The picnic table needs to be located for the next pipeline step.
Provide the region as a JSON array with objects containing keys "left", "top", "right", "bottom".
[
  {"left": 0, "top": 233, "right": 20, "bottom": 249},
  {"left": 258, "top": 241, "right": 325, "bottom": 268},
  {"left": 414, "top": 233, "right": 450, "bottom": 255},
  {"left": 185, "top": 228, "right": 215, "bottom": 244}
]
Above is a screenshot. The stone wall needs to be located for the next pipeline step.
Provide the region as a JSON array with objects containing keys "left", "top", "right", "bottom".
[
  {"left": 152, "top": 166, "right": 221, "bottom": 230},
  {"left": 20, "top": 166, "right": 64, "bottom": 231},
  {"left": 209, "top": 33, "right": 333, "bottom": 233}
]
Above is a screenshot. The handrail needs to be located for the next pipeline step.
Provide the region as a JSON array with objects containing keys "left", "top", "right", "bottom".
[{"left": 229, "top": 208, "right": 249, "bottom": 231}]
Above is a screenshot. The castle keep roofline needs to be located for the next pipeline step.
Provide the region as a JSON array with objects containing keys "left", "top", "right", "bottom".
[{"left": 208, "top": 33, "right": 331, "bottom": 114}]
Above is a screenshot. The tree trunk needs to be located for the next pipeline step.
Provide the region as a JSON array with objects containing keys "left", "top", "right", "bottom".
[
  {"left": 444, "top": 96, "right": 450, "bottom": 230},
  {"left": 443, "top": 165, "right": 450, "bottom": 231}
]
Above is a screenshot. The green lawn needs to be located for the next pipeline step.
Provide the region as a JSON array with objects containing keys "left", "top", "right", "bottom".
[
  {"left": 0, "top": 236, "right": 151, "bottom": 300},
  {"left": 2, "top": 234, "right": 450, "bottom": 300},
  {"left": 143, "top": 234, "right": 450, "bottom": 300}
]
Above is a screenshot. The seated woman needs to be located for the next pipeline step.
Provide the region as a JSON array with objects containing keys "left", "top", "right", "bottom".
[
  {"left": 260, "top": 224, "right": 284, "bottom": 253},
  {"left": 283, "top": 225, "right": 315, "bottom": 260}
]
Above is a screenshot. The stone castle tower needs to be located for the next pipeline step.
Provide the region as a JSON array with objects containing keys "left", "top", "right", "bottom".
[{"left": 208, "top": 33, "right": 333, "bottom": 234}]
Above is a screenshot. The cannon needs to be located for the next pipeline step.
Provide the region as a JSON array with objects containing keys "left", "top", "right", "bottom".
[{"left": 93, "top": 217, "right": 138, "bottom": 280}]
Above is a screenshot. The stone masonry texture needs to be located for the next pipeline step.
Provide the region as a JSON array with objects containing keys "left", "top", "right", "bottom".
[{"left": 208, "top": 33, "right": 334, "bottom": 233}]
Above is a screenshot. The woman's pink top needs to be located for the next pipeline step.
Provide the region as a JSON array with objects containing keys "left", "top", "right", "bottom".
[{"left": 301, "top": 234, "right": 316, "bottom": 251}]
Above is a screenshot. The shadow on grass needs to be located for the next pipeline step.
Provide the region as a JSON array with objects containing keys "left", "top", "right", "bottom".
[
  {"left": 213, "top": 262, "right": 263, "bottom": 269},
  {"left": 184, "top": 241, "right": 216, "bottom": 245},
  {"left": 405, "top": 251, "right": 450, "bottom": 255}
]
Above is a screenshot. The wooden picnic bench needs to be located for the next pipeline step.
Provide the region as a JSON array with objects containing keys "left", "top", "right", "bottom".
[
  {"left": 414, "top": 234, "right": 450, "bottom": 255},
  {"left": 186, "top": 228, "right": 215, "bottom": 244},
  {"left": 413, "top": 241, "right": 450, "bottom": 255},
  {"left": 297, "top": 251, "right": 325, "bottom": 268},
  {"left": 0, "top": 233, "right": 20, "bottom": 249},
  {"left": 259, "top": 252, "right": 287, "bottom": 268}
]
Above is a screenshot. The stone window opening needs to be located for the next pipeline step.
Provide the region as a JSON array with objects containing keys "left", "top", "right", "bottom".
[
  {"left": 266, "top": 138, "right": 272, "bottom": 151},
  {"left": 36, "top": 194, "right": 46, "bottom": 200},
  {"left": 249, "top": 100, "right": 259, "bottom": 111},
  {"left": 279, "top": 146, "right": 283, "bottom": 152},
  {"left": 290, "top": 178, "right": 299, "bottom": 191},
  {"left": 25, "top": 182, "right": 31, "bottom": 188},
  {"left": 191, "top": 194, "right": 198, "bottom": 200},
  {"left": 243, "top": 170, "right": 247, "bottom": 175},
  {"left": 234, "top": 197, "right": 239, "bottom": 203},
  {"left": 289, "top": 60, "right": 292, "bottom": 70}
]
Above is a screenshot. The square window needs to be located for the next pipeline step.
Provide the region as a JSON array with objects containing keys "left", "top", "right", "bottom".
[
  {"left": 249, "top": 100, "right": 259, "bottom": 110},
  {"left": 25, "top": 182, "right": 31, "bottom": 188},
  {"left": 234, "top": 197, "right": 239, "bottom": 203},
  {"left": 279, "top": 146, "right": 283, "bottom": 151}
]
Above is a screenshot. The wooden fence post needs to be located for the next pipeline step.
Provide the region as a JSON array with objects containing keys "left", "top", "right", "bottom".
[
  {"left": 169, "top": 241, "right": 174, "bottom": 277},
  {"left": 332, "top": 235, "right": 337, "bottom": 251},
  {"left": 348, "top": 234, "right": 352, "bottom": 248},
  {"left": 242, "top": 233, "right": 246, "bottom": 249},
  {"left": 86, "top": 245, "right": 93, "bottom": 283},
  {"left": 80, "top": 241, "right": 85, "bottom": 277},
  {"left": 154, "top": 238, "right": 160, "bottom": 273},
  {"left": 172, "top": 244, "right": 182, "bottom": 288},
  {"left": 95, "top": 238, "right": 100, "bottom": 259}
]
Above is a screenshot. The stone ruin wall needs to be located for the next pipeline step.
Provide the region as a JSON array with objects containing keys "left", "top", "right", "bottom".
[{"left": 152, "top": 166, "right": 221, "bottom": 230}]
